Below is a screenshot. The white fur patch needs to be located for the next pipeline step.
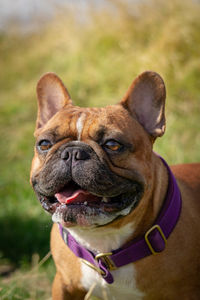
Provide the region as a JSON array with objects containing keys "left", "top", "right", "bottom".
[
  {"left": 81, "top": 262, "right": 144, "bottom": 300},
  {"left": 68, "top": 224, "right": 145, "bottom": 300},
  {"left": 67, "top": 222, "right": 134, "bottom": 253},
  {"left": 76, "top": 113, "right": 86, "bottom": 140}
]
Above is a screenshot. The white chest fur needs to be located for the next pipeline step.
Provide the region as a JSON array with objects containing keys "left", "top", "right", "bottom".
[
  {"left": 67, "top": 223, "right": 144, "bottom": 300},
  {"left": 81, "top": 261, "right": 144, "bottom": 300}
]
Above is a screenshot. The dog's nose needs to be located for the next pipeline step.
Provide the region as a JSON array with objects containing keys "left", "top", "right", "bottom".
[
  {"left": 61, "top": 147, "right": 90, "bottom": 161},
  {"left": 74, "top": 149, "right": 90, "bottom": 160}
]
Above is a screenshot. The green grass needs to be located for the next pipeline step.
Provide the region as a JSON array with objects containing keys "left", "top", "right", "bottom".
[{"left": 0, "top": 0, "right": 200, "bottom": 298}]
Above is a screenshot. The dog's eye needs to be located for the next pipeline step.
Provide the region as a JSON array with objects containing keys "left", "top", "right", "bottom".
[
  {"left": 38, "top": 140, "right": 52, "bottom": 152},
  {"left": 104, "top": 140, "right": 122, "bottom": 152}
]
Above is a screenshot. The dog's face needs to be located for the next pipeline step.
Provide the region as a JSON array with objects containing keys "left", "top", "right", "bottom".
[{"left": 31, "top": 71, "right": 166, "bottom": 228}]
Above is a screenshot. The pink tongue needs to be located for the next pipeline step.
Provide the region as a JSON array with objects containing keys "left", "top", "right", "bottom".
[{"left": 55, "top": 188, "right": 99, "bottom": 204}]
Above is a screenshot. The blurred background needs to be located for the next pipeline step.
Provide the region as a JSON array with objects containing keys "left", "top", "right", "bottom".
[{"left": 0, "top": 0, "right": 200, "bottom": 298}]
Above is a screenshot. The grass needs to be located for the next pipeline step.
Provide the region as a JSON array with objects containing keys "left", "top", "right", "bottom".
[
  {"left": 0, "top": 0, "right": 200, "bottom": 298},
  {"left": 0, "top": 252, "right": 53, "bottom": 300}
]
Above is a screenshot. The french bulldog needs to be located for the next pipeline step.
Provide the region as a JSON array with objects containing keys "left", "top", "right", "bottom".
[{"left": 31, "top": 71, "right": 200, "bottom": 300}]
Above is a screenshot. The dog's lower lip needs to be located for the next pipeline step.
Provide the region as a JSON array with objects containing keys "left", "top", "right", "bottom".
[{"left": 40, "top": 196, "right": 59, "bottom": 213}]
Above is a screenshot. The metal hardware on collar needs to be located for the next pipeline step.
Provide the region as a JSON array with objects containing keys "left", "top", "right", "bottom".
[
  {"left": 95, "top": 252, "right": 117, "bottom": 271},
  {"left": 145, "top": 224, "right": 167, "bottom": 255},
  {"left": 80, "top": 258, "right": 106, "bottom": 276}
]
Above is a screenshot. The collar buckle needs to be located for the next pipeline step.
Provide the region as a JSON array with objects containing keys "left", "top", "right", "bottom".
[
  {"left": 95, "top": 252, "right": 117, "bottom": 271},
  {"left": 80, "top": 252, "right": 117, "bottom": 276},
  {"left": 80, "top": 258, "right": 106, "bottom": 276},
  {"left": 145, "top": 224, "right": 167, "bottom": 255}
]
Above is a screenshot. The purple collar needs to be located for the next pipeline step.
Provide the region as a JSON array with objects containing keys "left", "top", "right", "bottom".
[{"left": 59, "top": 156, "right": 182, "bottom": 284}]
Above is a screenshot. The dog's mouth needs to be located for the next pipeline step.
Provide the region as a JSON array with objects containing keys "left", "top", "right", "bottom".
[{"left": 39, "top": 180, "right": 143, "bottom": 227}]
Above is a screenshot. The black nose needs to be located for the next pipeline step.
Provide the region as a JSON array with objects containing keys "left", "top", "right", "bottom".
[
  {"left": 61, "top": 147, "right": 90, "bottom": 161},
  {"left": 74, "top": 148, "right": 90, "bottom": 160}
]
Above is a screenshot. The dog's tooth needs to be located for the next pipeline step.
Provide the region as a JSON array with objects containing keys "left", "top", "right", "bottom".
[{"left": 84, "top": 201, "right": 88, "bottom": 205}]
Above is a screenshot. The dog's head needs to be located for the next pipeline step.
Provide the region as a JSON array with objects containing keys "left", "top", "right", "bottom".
[{"left": 31, "top": 71, "right": 166, "bottom": 228}]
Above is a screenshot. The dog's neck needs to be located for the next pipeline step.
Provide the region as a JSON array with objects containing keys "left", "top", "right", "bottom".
[
  {"left": 67, "top": 222, "right": 135, "bottom": 253},
  {"left": 66, "top": 155, "right": 169, "bottom": 253}
]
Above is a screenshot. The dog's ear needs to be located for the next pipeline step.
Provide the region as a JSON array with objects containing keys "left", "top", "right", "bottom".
[
  {"left": 36, "top": 72, "right": 72, "bottom": 129},
  {"left": 120, "top": 71, "right": 166, "bottom": 139}
]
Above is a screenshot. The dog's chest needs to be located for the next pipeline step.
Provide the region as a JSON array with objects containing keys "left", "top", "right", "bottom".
[
  {"left": 68, "top": 224, "right": 144, "bottom": 300},
  {"left": 81, "top": 262, "right": 144, "bottom": 300}
]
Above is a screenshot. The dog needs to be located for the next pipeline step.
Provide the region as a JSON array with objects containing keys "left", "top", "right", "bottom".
[{"left": 31, "top": 71, "right": 200, "bottom": 299}]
